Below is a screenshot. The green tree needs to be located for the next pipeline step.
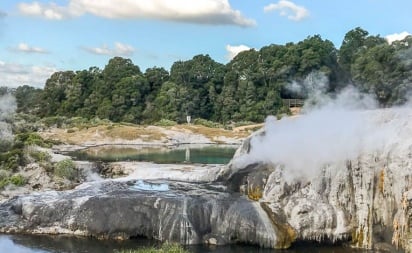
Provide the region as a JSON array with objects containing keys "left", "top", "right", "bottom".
[
  {"left": 351, "top": 43, "right": 410, "bottom": 105},
  {"left": 39, "top": 71, "right": 75, "bottom": 117},
  {"left": 14, "top": 85, "right": 42, "bottom": 114}
]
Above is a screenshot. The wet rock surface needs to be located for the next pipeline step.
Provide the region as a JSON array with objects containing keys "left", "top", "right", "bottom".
[{"left": 0, "top": 179, "right": 280, "bottom": 248}]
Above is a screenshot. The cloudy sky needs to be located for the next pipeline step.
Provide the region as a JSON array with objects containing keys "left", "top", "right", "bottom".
[{"left": 0, "top": 0, "right": 411, "bottom": 88}]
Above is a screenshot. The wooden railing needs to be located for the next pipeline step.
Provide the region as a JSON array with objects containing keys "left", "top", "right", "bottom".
[{"left": 282, "top": 99, "right": 304, "bottom": 108}]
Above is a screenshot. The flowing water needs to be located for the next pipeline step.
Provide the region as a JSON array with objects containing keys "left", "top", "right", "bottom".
[{"left": 0, "top": 234, "right": 375, "bottom": 253}]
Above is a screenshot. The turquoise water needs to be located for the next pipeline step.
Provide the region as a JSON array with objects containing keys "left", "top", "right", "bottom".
[
  {"left": 0, "top": 234, "right": 376, "bottom": 253},
  {"left": 67, "top": 145, "right": 237, "bottom": 164}
]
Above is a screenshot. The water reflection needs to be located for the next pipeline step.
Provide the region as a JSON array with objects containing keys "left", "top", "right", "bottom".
[
  {"left": 0, "top": 234, "right": 377, "bottom": 253},
  {"left": 0, "top": 236, "right": 47, "bottom": 253},
  {"left": 131, "top": 180, "right": 169, "bottom": 191},
  {"left": 66, "top": 144, "right": 237, "bottom": 164}
]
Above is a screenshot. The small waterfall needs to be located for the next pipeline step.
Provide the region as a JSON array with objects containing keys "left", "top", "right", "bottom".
[{"left": 179, "top": 197, "right": 197, "bottom": 245}]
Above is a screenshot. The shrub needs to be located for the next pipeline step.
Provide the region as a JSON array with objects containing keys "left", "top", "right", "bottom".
[
  {"left": 10, "top": 174, "right": 26, "bottom": 186},
  {"left": 14, "top": 132, "right": 59, "bottom": 148},
  {"left": 14, "top": 132, "right": 50, "bottom": 148},
  {"left": 65, "top": 117, "right": 90, "bottom": 128},
  {"left": 0, "top": 178, "right": 10, "bottom": 189},
  {"left": 54, "top": 159, "right": 77, "bottom": 181},
  {"left": 0, "top": 149, "right": 23, "bottom": 171},
  {"left": 66, "top": 128, "right": 76, "bottom": 133},
  {"left": 116, "top": 243, "right": 190, "bottom": 253},
  {"left": 40, "top": 116, "right": 68, "bottom": 128},
  {"left": 29, "top": 150, "right": 51, "bottom": 163},
  {"left": 0, "top": 170, "right": 10, "bottom": 181},
  {"left": 0, "top": 173, "right": 26, "bottom": 189},
  {"left": 233, "top": 121, "right": 256, "bottom": 127},
  {"left": 0, "top": 140, "right": 13, "bottom": 153},
  {"left": 192, "top": 118, "right": 223, "bottom": 128},
  {"left": 154, "top": 119, "right": 177, "bottom": 127}
]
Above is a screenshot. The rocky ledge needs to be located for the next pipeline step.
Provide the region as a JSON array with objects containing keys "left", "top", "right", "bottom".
[
  {"left": 1, "top": 108, "right": 412, "bottom": 252},
  {"left": 0, "top": 179, "right": 290, "bottom": 248}
]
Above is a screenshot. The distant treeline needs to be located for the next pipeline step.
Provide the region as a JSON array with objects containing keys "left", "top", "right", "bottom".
[{"left": 3, "top": 27, "right": 412, "bottom": 124}]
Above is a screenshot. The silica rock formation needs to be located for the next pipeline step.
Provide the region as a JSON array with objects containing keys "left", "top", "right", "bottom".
[
  {"left": 218, "top": 108, "right": 412, "bottom": 252},
  {"left": 0, "top": 108, "right": 411, "bottom": 252},
  {"left": 0, "top": 179, "right": 282, "bottom": 248}
]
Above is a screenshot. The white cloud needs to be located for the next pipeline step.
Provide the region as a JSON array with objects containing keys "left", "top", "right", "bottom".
[
  {"left": 83, "top": 42, "right": 135, "bottom": 57},
  {"left": 386, "top": 31, "right": 411, "bottom": 44},
  {"left": 264, "top": 0, "right": 309, "bottom": 21},
  {"left": 225, "top": 44, "right": 251, "bottom": 60},
  {"left": 18, "top": 0, "right": 255, "bottom": 27},
  {"left": 18, "top": 1, "right": 69, "bottom": 20},
  {"left": 11, "top": 42, "right": 48, "bottom": 54},
  {"left": 0, "top": 61, "right": 56, "bottom": 88}
]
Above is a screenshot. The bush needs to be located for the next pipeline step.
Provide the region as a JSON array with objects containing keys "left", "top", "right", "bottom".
[
  {"left": 0, "top": 149, "right": 24, "bottom": 171},
  {"left": 29, "top": 150, "right": 51, "bottom": 163},
  {"left": 12, "top": 113, "right": 42, "bottom": 133},
  {"left": 154, "top": 119, "right": 177, "bottom": 127},
  {"left": 14, "top": 132, "right": 51, "bottom": 148},
  {"left": 40, "top": 116, "right": 68, "bottom": 128},
  {"left": 10, "top": 174, "right": 26, "bottom": 186},
  {"left": 0, "top": 170, "right": 10, "bottom": 181},
  {"left": 54, "top": 159, "right": 77, "bottom": 181},
  {"left": 65, "top": 117, "right": 90, "bottom": 128},
  {"left": 233, "top": 121, "right": 256, "bottom": 127},
  {"left": 0, "top": 140, "right": 13, "bottom": 153},
  {"left": 192, "top": 118, "right": 223, "bottom": 128},
  {"left": 0, "top": 173, "right": 26, "bottom": 189},
  {"left": 116, "top": 243, "right": 190, "bottom": 253},
  {"left": 0, "top": 178, "right": 10, "bottom": 189},
  {"left": 66, "top": 128, "right": 76, "bottom": 133},
  {"left": 14, "top": 132, "right": 60, "bottom": 148}
]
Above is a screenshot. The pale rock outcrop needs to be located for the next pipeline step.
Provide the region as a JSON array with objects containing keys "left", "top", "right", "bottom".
[
  {"left": 0, "top": 108, "right": 412, "bottom": 252},
  {"left": 218, "top": 108, "right": 412, "bottom": 252}
]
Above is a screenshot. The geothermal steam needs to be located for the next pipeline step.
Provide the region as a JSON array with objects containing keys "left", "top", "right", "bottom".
[
  {"left": 0, "top": 93, "right": 16, "bottom": 144},
  {"left": 233, "top": 74, "right": 411, "bottom": 182}
]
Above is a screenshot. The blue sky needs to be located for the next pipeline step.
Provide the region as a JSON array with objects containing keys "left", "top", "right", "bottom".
[{"left": 0, "top": 0, "right": 411, "bottom": 88}]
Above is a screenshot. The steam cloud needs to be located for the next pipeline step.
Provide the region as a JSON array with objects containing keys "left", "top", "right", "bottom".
[
  {"left": 233, "top": 72, "right": 411, "bottom": 182},
  {"left": 0, "top": 93, "right": 17, "bottom": 144}
]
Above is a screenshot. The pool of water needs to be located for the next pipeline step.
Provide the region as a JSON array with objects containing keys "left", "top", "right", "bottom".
[
  {"left": 66, "top": 144, "right": 237, "bottom": 164},
  {"left": 0, "top": 234, "right": 376, "bottom": 253}
]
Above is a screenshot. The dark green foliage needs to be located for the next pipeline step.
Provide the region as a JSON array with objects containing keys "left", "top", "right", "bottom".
[
  {"left": 29, "top": 150, "right": 51, "bottom": 163},
  {"left": 14, "top": 132, "right": 52, "bottom": 148},
  {"left": 0, "top": 132, "right": 55, "bottom": 171},
  {"left": 10, "top": 174, "right": 26, "bottom": 186},
  {"left": 0, "top": 150, "right": 22, "bottom": 171},
  {"left": 54, "top": 159, "right": 77, "bottom": 181},
  {"left": 193, "top": 118, "right": 223, "bottom": 128},
  {"left": 153, "top": 119, "right": 177, "bottom": 127},
  {"left": 11, "top": 28, "right": 412, "bottom": 124},
  {"left": 14, "top": 85, "right": 43, "bottom": 114},
  {"left": 0, "top": 174, "right": 26, "bottom": 189}
]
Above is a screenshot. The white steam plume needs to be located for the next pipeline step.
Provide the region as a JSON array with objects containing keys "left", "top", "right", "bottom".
[
  {"left": 0, "top": 94, "right": 17, "bottom": 144},
  {"left": 232, "top": 73, "right": 410, "bottom": 183}
]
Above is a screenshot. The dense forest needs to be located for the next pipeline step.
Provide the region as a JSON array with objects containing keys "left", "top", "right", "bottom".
[{"left": 3, "top": 27, "right": 412, "bottom": 124}]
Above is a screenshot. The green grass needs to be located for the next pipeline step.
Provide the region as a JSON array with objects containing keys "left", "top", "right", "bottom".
[{"left": 116, "top": 243, "right": 190, "bottom": 253}]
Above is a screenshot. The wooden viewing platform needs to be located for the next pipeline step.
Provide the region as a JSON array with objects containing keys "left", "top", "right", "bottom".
[{"left": 282, "top": 99, "right": 304, "bottom": 107}]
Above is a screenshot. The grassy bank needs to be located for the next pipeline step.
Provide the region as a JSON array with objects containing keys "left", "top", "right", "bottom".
[{"left": 116, "top": 243, "right": 190, "bottom": 253}]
